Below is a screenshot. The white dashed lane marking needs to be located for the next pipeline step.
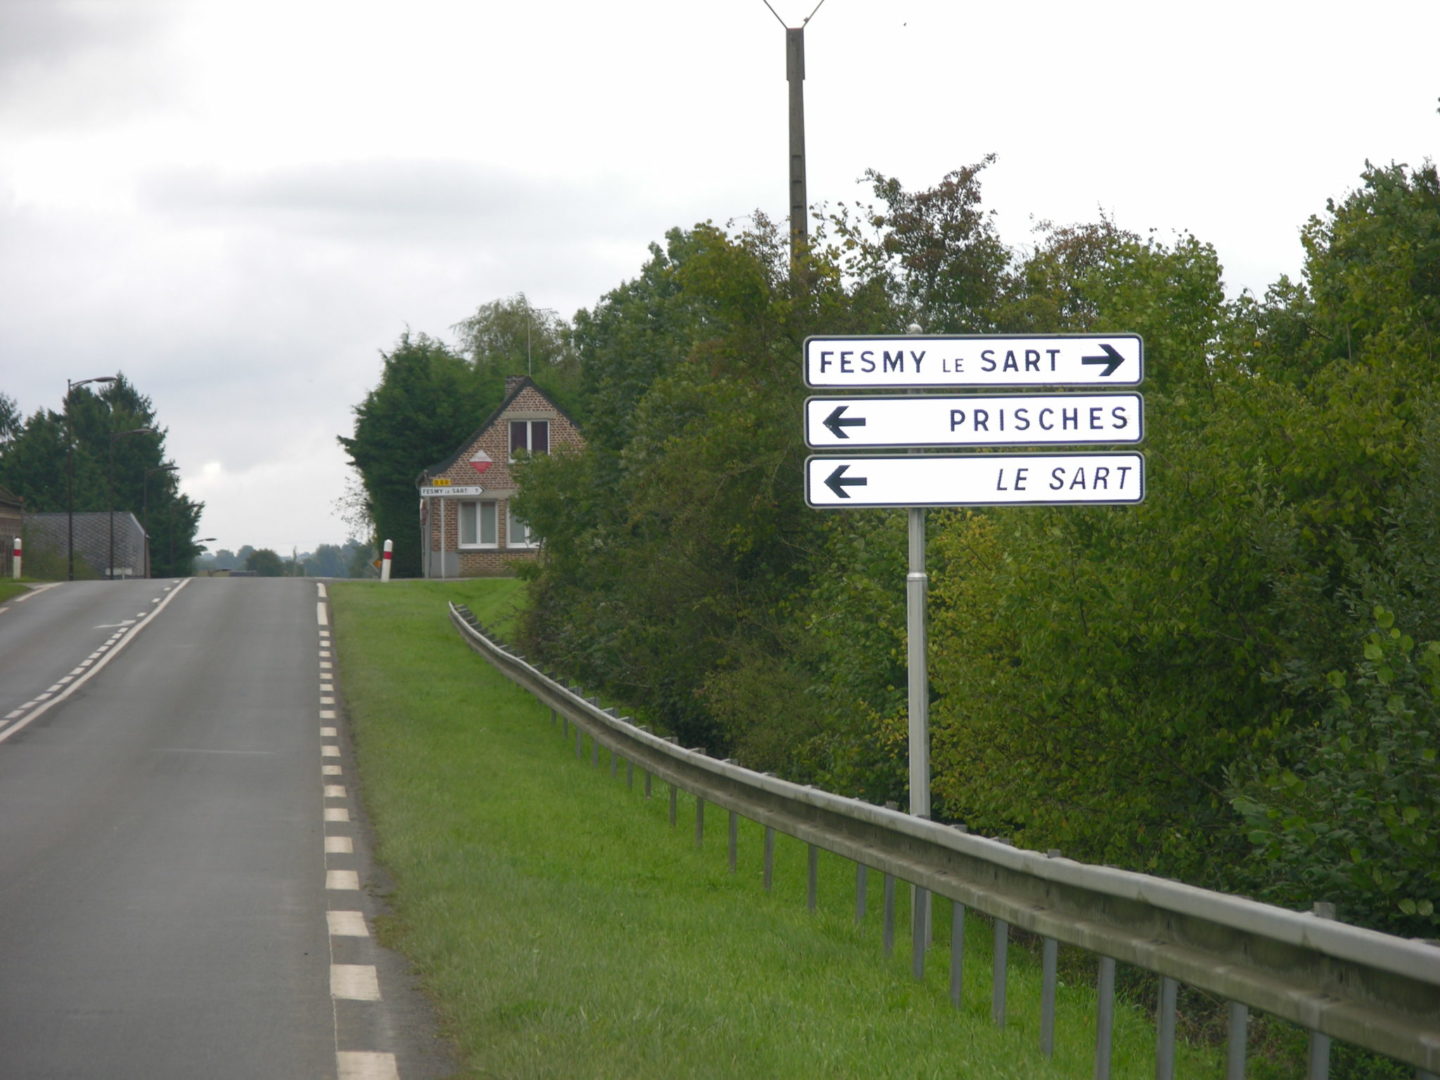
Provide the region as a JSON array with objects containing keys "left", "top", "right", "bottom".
[
  {"left": 331, "top": 964, "right": 381, "bottom": 1001},
  {"left": 328, "top": 910, "right": 369, "bottom": 937},
  {"left": 337, "top": 1051, "right": 399, "bottom": 1080},
  {"left": 318, "top": 587, "right": 403, "bottom": 1078}
]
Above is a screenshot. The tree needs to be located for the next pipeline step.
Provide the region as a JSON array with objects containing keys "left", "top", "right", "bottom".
[
  {"left": 245, "top": 548, "right": 285, "bottom": 576},
  {"left": 0, "top": 392, "right": 19, "bottom": 450},
  {"left": 517, "top": 215, "right": 902, "bottom": 756},
  {"left": 825, "top": 159, "right": 1010, "bottom": 332},
  {"left": 338, "top": 333, "right": 492, "bottom": 577},
  {"left": 304, "top": 543, "right": 349, "bottom": 578},
  {"left": 451, "top": 293, "right": 579, "bottom": 410},
  {"left": 0, "top": 375, "right": 203, "bottom": 577}
]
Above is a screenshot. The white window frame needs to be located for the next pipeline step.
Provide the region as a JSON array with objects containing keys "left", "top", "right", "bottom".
[
  {"left": 506, "top": 505, "right": 539, "bottom": 550},
  {"left": 457, "top": 500, "right": 498, "bottom": 549},
  {"left": 508, "top": 418, "right": 551, "bottom": 462}
]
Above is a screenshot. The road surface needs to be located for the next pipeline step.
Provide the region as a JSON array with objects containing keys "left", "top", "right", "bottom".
[{"left": 0, "top": 577, "right": 449, "bottom": 1079}]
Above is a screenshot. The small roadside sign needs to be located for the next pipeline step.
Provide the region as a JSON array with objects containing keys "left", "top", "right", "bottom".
[
  {"left": 804, "top": 333, "right": 1143, "bottom": 389},
  {"left": 419, "top": 485, "right": 485, "bottom": 497},
  {"left": 805, "top": 393, "right": 1143, "bottom": 449},
  {"left": 805, "top": 452, "right": 1145, "bottom": 508}
]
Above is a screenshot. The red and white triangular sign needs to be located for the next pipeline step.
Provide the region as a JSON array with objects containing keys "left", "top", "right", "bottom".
[{"left": 470, "top": 450, "right": 493, "bottom": 475}]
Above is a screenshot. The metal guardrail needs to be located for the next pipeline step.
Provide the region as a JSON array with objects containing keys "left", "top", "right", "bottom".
[{"left": 450, "top": 603, "right": 1440, "bottom": 1078}]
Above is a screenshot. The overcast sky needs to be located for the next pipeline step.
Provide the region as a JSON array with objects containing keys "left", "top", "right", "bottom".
[{"left": 1, "top": 0, "right": 1435, "bottom": 556}]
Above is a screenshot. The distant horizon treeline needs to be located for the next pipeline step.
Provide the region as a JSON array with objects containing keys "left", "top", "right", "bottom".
[{"left": 196, "top": 538, "right": 375, "bottom": 578}]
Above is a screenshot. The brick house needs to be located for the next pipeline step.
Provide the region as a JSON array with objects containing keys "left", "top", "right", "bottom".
[{"left": 416, "top": 376, "right": 582, "bottom": 578}]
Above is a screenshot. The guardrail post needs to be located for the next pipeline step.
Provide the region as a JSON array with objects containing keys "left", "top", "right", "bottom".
[
  {"left": 912, "top": 887, "right": 929, "bottom": 980},
  {"left": 1041, "top": 936, "right": 1058, "bottom": 1056},
  {"left": 728, "top": 811, "right": 738, "bottom": 871},
  {"left": 1095, "top": 956, "right": 1116, "bottom": 1080},
  {"left": 992, "top": 918, "right": 1009, "bottom": 1028},
  {"left": 883, "top": 873, "right": 896, "bottom": 956},
  {"left": 1226, "top": 1002, "right": 1248, "bottom": 1080},
  {"left": 1308, "top": 1033, "right": 1331, "bottom": 1080},
  {"left": 855, "top": 864, "right": 868, "bottom": 923},
  {"left": 1156, "top": 976, "right": 1178, "bottom": 1080},
  {"left": 950, "top": 901, "right": 966, "bottom": 1008},
  {"left": 807, "top": 844, "right": 818, "bottom": 911},
  {"left": 1308, "top": 903, "right": 1335, "bottom": 1080},
  {"left": 695, "top": 796, "right": 705, "bottom": 847},
  {"left": 763, "top": 827, "right": 775, "bottom": 890}
]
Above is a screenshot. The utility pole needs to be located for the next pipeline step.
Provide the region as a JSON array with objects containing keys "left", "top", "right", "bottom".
[
  {"left": 786, "top": 25, "right": 806, "bottom": 250},
  {"left": 763, "top": 1, "right": 828, "bottom": 262}
]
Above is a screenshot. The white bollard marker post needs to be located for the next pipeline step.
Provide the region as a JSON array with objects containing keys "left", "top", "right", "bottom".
[
  {"left": 380, "top": 539, "right": 393, "bottom": 582},
  {"left": 11, "top": 537, "right": 20, "bottom": 580}
]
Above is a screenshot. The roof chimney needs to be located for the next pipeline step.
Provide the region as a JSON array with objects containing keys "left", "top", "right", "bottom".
[{"left": 505, "top": 375, "right": 527, "bottom": 397}]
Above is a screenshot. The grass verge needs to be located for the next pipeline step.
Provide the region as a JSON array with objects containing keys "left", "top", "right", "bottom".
[{"left": 330, "top": 578, "right": 1223, "bottom": 1079}]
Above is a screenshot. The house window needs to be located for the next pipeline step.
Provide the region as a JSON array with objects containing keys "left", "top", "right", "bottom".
[
  {"left": 509, "top": 419, "right": 550, "bottom": 460},
  {"left": 458, "top": 501, "right": 498, "bottom": 548},
  {"left": 507, "top": 506, "right": 539, "bottom": 550}
]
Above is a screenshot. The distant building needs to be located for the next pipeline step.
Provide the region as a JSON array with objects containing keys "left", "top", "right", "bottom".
[
  {"left": 416, "top": 376, "right": 583, "bottom": 578},
  {"left": 0, "top": 486, "right": 21, "bottom": 577},
  {"left": 24, "top": 511, "right": 148, "bottom": 579}
]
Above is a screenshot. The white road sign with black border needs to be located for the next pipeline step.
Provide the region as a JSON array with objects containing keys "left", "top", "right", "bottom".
[
  {"left": 805, "top": 452, "right": 1146, "bottom": 508},
  {"left": 805, "top": 393, "right": 1144, "bottom": 449},
  {"left": 804, "top": 334, "right": 1144, "bottom": 388}
]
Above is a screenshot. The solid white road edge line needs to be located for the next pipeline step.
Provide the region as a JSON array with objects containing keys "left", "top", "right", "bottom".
[{"left": 0, "top": 579, "right": 192, "bottom": 745}]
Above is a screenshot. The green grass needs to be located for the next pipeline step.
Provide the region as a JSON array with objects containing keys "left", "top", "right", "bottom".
[
  {"left": 330, "top": 578, "right": 1223, "bottom": 1079},
  {"left": 0, "top": 581, "right": 31, "bottom": 603}
]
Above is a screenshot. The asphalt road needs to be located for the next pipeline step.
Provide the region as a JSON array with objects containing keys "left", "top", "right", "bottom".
[{"left": 0, "top": 578, "right": 448, "bottom": 1080}]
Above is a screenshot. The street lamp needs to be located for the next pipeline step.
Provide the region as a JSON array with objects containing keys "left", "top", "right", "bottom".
[
  {"left": 108, "top": 426, "right": 156, "bottom": 580},
  {"left": 187, "top": 537, "right": 217, "bottom": 577},
  {"left": 65, "top": 375, "right": 117, "bottom": 580},
  {"left": 142, "top": 464, "right": 179, "bottom": 577}
]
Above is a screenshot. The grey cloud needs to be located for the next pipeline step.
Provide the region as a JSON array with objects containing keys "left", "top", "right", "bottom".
[
  {"left": 136, "top": 158, "right": 679, "bottom": 244},
  {"left": 0, "top": 1, "right": 181, "bottom": 129}
]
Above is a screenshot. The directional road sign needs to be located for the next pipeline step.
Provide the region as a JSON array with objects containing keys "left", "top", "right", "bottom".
[
  {"left": 419, "top": 485, "right": 485, "bottom": 497},
  {"left": 805, "top": 453, "right": 1145, "bottom": 508},
  {"left": 804, "top": 333, "right": 1143, "bottom": 389},
  {"left": 805, "top": 393, "right": 1144, "bottom": 449}
]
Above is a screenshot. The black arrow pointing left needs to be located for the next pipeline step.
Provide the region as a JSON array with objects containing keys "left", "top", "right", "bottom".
[
  {"left": 823, "top": 404, "right": 867, "bottom": 440},
  {"left": 824, "top": 464, "right": 868, "bottom": 499}
]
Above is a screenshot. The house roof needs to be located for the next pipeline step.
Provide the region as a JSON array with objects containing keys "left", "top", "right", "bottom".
[{"left": 416, "top": 375, "right": 580, "bottom": 484}]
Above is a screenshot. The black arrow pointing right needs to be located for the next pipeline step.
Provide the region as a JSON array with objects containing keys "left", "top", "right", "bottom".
[
  {"left": 1081, "top": 343, "right": 1124, "bottom": 377},
  {"left": 824, "top": 463, "right": 868, "bottom": 499}
]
